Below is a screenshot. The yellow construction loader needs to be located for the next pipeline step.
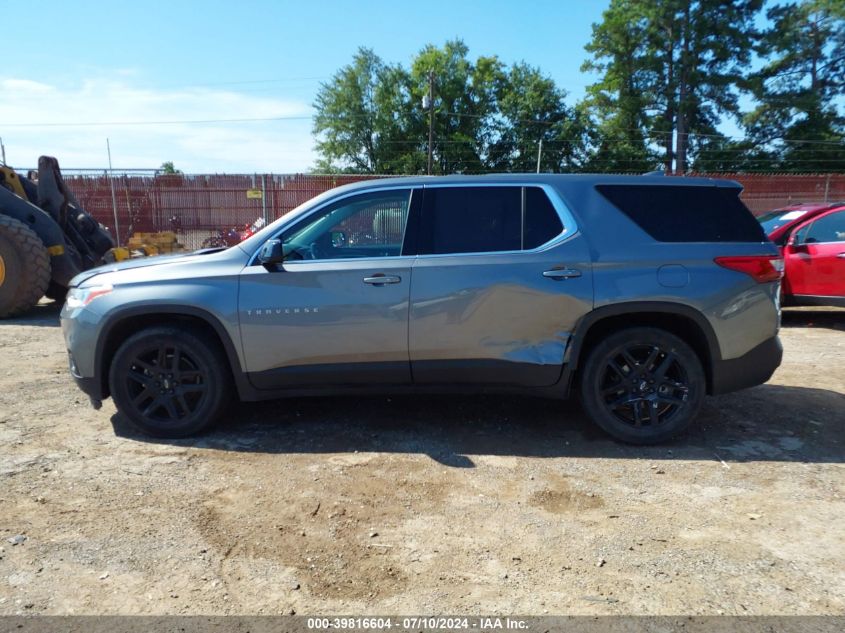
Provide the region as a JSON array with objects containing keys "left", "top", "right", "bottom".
[{"left": 0, "top": 156, "right": 116, "bottom": 317}]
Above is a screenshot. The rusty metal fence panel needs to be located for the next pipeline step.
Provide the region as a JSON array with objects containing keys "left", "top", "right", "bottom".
[
  {"left": 690, "top": 173, "right": 845, "bottom": 214},
  {"left": 65, "top": 173, "right": 388, "bottom": 249},
  {"left": 64, "top": 172, "right": 845, "bottom": 250}
]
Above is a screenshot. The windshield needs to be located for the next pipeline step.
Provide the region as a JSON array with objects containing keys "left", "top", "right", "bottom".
[{"left": 757, "top": 209, "right": 809, "bottom": 234}]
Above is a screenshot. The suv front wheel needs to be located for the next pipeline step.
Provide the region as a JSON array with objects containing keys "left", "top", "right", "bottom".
[
  {"left": 579, "top": 327, "right": 705, "bottom": 444},
  {"left": 109, "top": 326, "right": 231, "bottom": 438}
]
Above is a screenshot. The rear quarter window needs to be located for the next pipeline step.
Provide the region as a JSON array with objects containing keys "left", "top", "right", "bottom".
[
  {"left": 524, "top": 187, "right": 564, "bottom": 249},
  {"left": 595, "top": 184, "right": 767, "bottom": 243}
]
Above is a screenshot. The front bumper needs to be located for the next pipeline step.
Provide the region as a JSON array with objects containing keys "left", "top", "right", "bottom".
[
  {"left": 62, "top": 303, "right": 106, "bottom": 404},
  {"left": 69, "top": 369, "right": 104, "bottom": 408},
  {"left": 710, "top": 335, "right": 783, "bottom": 395}
]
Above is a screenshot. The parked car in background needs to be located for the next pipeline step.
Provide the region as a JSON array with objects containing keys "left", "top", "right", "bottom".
[
  {"left": 758, "top": 202, "right": 845, "bottom": 307},
  {"left": 62, "top": 175, "right": 783, "bottom": 445}
]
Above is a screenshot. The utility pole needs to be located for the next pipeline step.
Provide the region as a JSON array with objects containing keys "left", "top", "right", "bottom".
[
  {"left": 426, "top": 71, "right": 435, "bottom": 175},
  {"left": 106, "top": 138, "right": 121, "bottom": 246},
  {"left": 675, "top": 2, "right": 691, "bottom": 175},
  {"left": 536, "top": 138, "right": 543, "bottom": 173},
  {"left": 0, "top": 137, "right": 6, "bottom": 165}
]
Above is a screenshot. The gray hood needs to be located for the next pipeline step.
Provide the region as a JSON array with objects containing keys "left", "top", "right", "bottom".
[{"left": 69, "top": 248, "right": 228, "bottom": 287}]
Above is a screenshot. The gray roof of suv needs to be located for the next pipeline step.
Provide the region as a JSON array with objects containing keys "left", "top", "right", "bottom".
[{"left": 322, "top": 173, "right": 742, "bottom": 195}]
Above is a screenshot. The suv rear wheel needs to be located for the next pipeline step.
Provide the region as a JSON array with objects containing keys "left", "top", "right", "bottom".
[
  {"left": 579, "top": 327, "right": 705, "bottom": 444},
  {"left": 109, "top": 326, "right": 231, "bottom": 438}
]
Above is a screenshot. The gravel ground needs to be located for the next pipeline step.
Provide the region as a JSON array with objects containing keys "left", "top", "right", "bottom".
[{"left": 0, "top": 303, "right": 843, "bottom": 615}]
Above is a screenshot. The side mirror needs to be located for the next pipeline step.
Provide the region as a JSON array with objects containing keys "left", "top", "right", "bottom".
[
  {"left": 789, "top": 227, "right": 810, "bottom": 249},
  {"left": 331, "top": 230, "right": 347, "bottom": 248},
  {"left": 258, "top": 239, "right": 285, "bottom": 269}
]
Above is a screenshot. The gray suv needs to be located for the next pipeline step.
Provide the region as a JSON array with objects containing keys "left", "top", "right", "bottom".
[{"left": 61, "top": 174, "right": 783, "bottom": 444}]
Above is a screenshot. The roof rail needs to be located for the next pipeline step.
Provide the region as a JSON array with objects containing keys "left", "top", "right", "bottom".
[{"left": 642, "top": 170, "right": 666, "bottom": 177}]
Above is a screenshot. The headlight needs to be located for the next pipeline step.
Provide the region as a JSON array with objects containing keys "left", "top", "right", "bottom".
[{"left": 66, "top": 283, "right": 113, "bottom": 309}]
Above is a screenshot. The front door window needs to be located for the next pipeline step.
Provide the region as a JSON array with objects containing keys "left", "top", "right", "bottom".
[{"left": 282, "top": 189, "right": 411, "bottom": 260}]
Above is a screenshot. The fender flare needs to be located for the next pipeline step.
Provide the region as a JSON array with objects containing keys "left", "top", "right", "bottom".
[
  {"left": 94, "top": 304, "right": 250, "bottom": 399},
  {"left": 565, "top": 301, "right": 722, "bottom": 370}
]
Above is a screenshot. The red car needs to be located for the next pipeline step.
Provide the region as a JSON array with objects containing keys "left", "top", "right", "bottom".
[{"left": 758, "top": 202, "right": 845, "bottom": 308}]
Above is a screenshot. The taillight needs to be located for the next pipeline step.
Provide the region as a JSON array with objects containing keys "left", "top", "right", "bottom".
[{"left": 714, "top": 256, "right": 784, "bottom": 283}]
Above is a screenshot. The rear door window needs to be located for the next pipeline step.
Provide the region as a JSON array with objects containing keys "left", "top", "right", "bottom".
[
  {"left": 418, "top": 187, "right": 522, "bottom": 255},
  {"left": 595, "top": 184, "right": 767, "bottom": 242},
  {"left": 417, "top": 186, "right": 565, "bottom": 255}
]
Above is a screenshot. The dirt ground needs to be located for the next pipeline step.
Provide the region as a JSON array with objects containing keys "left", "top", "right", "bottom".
[{"left": 0, "top": 303, "right": 843, "bottom": 616}]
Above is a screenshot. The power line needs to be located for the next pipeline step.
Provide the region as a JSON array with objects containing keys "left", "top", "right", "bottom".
[
  {"left": 3, "top": 110, "right": 843, "bottom": 147},
  {"left": 440, "top": 110, "right": 845, "bottom": 145},
  {"left": 154, "top": 76, "right": 329, "bottom": 90},
  {"left": 1, "top": 115, "right": 313, "bottom": 127},
  {"left": 349, "top": 138, "right": 845, "bottom": 151}
]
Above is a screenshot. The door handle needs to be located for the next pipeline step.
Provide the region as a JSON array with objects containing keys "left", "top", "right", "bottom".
[
  {"left": 543, "top": 268, "right": 582, "bottom": 280},
  {"left": 837, "top": 253, "right": 845, "bottom": 259},
  {"left": 363, "top": 274, "right": 401, "bottom": 285}
]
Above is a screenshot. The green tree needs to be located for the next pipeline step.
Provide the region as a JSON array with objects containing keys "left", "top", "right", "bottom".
[
  {"left": 581, "top": 0, "right": 658, "bottom": 172},
  {"left": 665, "top": 0, "right": 763, "bottom": 172},
  {"left": 159, "top": 161, "right": 182, "bottom": 174},
  {"left": 488, "top": 63, "right": 593, "bottom": 172},
  {"left": 408, "top": 40, "right": 502, "bottom": 174},
  {"left": 745, "top": 0, "right": 845, "bottom": 171},
  {"left": 314, "top": 48, "right": 408, "bottom": 173},
  {"left": 313, "top": 41, "right": 506, "bottom": 174},
  {"left": 688, "top": 134, "right": 780, "bottom": 172},
  {"left": 582, "top": 0, "right": 762, "bottom": 173},
  {"left": 312, "top": 48, "right": 413, "bottom": 173}
]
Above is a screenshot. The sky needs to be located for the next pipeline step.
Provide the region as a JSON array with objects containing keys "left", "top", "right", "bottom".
[{"left": 0, "top": 0, "right": 611, "bottom": 173}]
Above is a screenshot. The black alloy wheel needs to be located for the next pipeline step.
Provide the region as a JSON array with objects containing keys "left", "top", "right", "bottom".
[
  {"left": 580, "top": 327, "right": 705, "bottom": 444},
  {"left": 599, "top": 343, "right": 690, "bottom": 428},
  {"left": 125, "top": 343, "right": 208, "bottom": 423},
  {"left": 109, "top": 326, "right": 231, "bottom": 437}
]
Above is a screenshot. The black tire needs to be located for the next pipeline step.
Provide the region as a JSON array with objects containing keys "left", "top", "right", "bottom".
[
  {"left": 579, "top": 327, "right": 705, "bottom": 444},
  {"left": 109, "top": 326, "right": 232, "bottom": 438},
  {"left": 0, "top": 215, "right": 51, "bottom": 318}
]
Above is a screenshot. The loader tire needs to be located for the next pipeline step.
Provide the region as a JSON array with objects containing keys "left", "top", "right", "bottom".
[{"left": 0, "top": 215, "right": 51, "bottom": 318}]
